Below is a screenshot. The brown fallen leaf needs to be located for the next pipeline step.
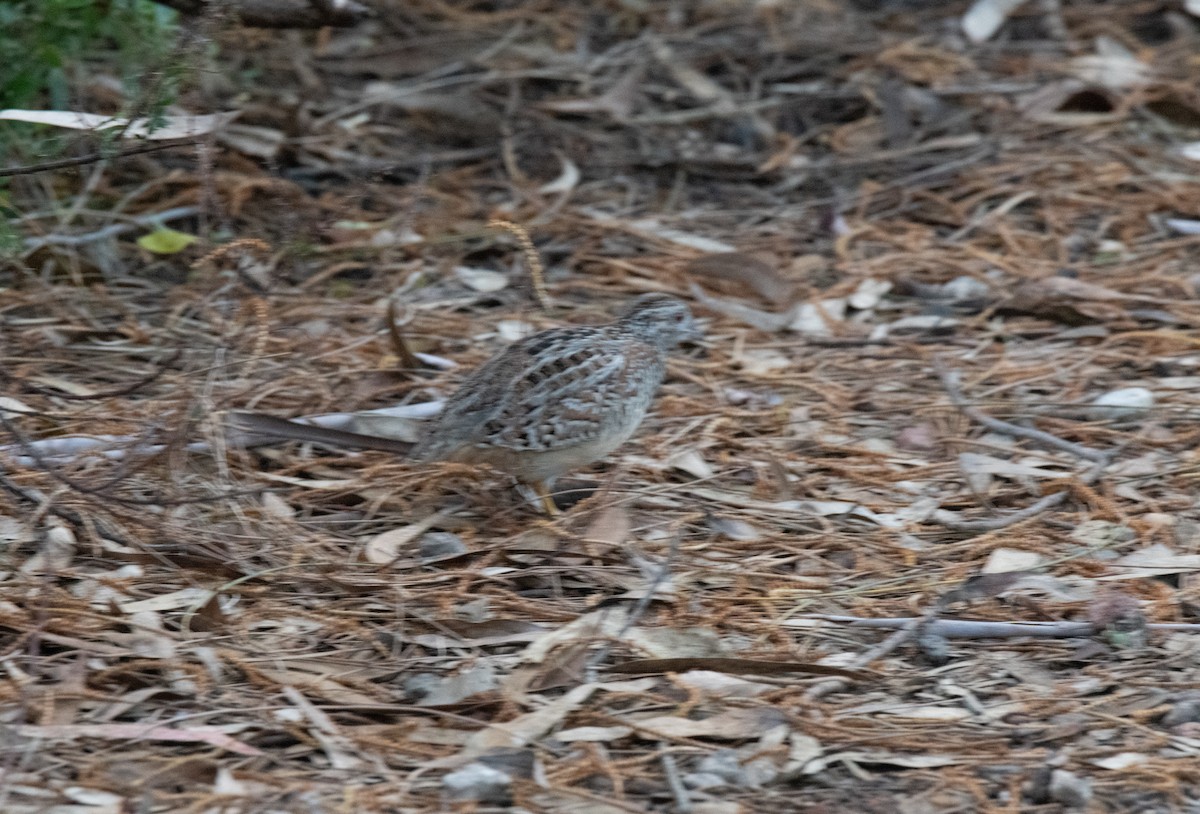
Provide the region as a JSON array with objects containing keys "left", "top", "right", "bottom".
[
  {"left": 685, "top": 252, "right": 795, "bottom": 304},
  {"left": 582, "top": 505, "right": 630, "bottom": 547},
  {"left": 1004, "top": 277, "right": 1151, "bottom": 324}
]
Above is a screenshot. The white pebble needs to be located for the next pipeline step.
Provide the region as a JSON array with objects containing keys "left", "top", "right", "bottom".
[{"left": 1088, "top": 387, "right": 1155, "bottom": 421}]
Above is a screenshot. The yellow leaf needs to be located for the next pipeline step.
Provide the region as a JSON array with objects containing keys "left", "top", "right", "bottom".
[{"left": 137, "top": 227, "right": 198, "bottom": 254}]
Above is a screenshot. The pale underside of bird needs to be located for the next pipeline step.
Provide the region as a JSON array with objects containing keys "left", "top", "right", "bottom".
[{"left": 410, "top": 293, "right": 700, "bottom": 513}]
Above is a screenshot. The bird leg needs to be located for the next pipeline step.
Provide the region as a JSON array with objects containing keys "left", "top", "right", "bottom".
[{"left": 530, "top": 480, "right": 561, "bottom": 516}]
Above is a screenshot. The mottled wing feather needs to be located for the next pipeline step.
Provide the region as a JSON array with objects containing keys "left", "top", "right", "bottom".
[
  {"left": 414, "top": 324, "right": 664, "bottom": 458},
  {"left": 412, "top": 326, "right": 603, "bottom": 458},
  {"left": 484, "top": 345, "right": 626, "bottom": 449}
]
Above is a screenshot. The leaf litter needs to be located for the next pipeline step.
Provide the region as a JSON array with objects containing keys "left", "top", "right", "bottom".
[{"left": 5, "top": 2, "right": 1200, "bottom": 812}]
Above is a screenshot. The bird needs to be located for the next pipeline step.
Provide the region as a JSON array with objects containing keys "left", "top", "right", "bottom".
[{"left": 410, "top": 293, "right": 701, "bottom": 514}]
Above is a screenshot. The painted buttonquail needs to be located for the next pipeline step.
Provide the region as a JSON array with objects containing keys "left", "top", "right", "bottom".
[{"left": 410, "top": 293, "right": 701, "bottom": 513}]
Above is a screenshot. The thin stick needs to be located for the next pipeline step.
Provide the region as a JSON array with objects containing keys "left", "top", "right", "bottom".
[
  {"left": 0, "top": 140, "right": 202, "bottom": 179},
  {"left": 805, "top": 603, "right": 942, "bottom": 702},
  {"left": 936, "top": 457, "right": 1108, "bottom": 532},
  {"left": 489, "top": 218, "right": 551, "bottom": 311},
  {"left": 935, "top": 361, "right": 1107, "bottom": 463},
  {"left": 584, "top": 531, "right": 680, "bottom": 682},
  {"left": 660, "top": 744, "right": 692, "bottom": 813}
]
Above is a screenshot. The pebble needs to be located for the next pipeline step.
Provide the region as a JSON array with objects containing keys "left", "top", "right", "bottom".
[{"left": 1088, "top": 387, "right": 1154, "bottom": 421}]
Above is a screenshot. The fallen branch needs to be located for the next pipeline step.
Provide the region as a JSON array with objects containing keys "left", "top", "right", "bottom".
[
  {"left": 23, "top": 206, "right": 202, "bottom": 251},
  {"left": 0, "top": 140, "right": 203, "bottom": 179},
  {"left": 935, "top": 362, "right": 1107, "bottom": 463},
  {"left": 804, "top": 603, "right": 942, "bottom": 702},
  {"left": 933, "top": 361, "right": 1115, "bottom": 532},
  {"left": 934, "top": 456, "right": 1109, "bottom": 533}
]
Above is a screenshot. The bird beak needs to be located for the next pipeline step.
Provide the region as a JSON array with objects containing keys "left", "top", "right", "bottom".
[{"left": 682, "top": 319, "right": 705, "bottom": 344}]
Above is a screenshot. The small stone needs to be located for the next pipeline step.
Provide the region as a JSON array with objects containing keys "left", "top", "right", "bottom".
[
  {"left": 682, "top": 772, "right": 729, "bottom": 790},
  {"left": 696, "top": 749, "right": 742, "bottom": 785},
  {"left": 896, "top": 422, "right": 937, "bottom": 452},
  {"left": 1162, "top": 697, "right": 1200, "bottom": 728},
  {"left": 1088, "top": 387, "right": 1154, "bottom": 421},
  {"left": 402, "top": 673, "right": 440, "bottom": 702},
  {"left": 442, "top": 762, "right": 512, "bottom": 803},
  {"left": 940, "top": 275, "right": 989, "bottom": 302},
  {"left": 1048, "top": 769, "right": 1092, "bottom": 809}
]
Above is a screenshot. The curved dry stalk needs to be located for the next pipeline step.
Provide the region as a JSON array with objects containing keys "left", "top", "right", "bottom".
[{"left": 489, "top": 218, "right": 551, "bottom": 310}]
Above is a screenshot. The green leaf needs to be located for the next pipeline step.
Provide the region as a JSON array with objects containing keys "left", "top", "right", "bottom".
[{"left": 137, "top": 227, "right": 197, "bottom": 254}]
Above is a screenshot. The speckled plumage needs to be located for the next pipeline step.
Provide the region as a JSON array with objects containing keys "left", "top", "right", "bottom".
[{"left": 412, "top": 293, "right": 700, "bottom": 512}]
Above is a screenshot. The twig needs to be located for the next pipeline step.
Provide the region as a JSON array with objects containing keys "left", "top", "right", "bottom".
[
  {"left": 933, "top": 360, "right": 1115, "bottom": 532},
  {"left": 386, "top": 298, "right": 424, "bottom": 370},
  {"left": 0, "top": 467, "right": 134, "bottom": 548},
  {"left": 0, "top": 402, "right": 444, "bottom": 467},
  {"left": 227, "top": 412, "right": 416, "bottom": 454},
  {"left": 935, "top": 362, "right": 1107, "bottom": 463},
  {"left": 0, "top": 140, "right": 201, "bottom": 179},
  {"left": 584, "top": 531, "right": 680, "bottom": 681},
  {"left": 936, "top": 456, "right": 1110, "bottom": 533},
  {"left": 854, "top": 605, "right": 942, "bottom": 664},
  {"left": 22, "top": 206, "right": 202, "bottom": 251},
  {"left": 659, "top": 744, "right": 691, "bottom": 813},
  {"left": 0, "top": 350, "right": 181, "bottom": 400},
  {"left": 804, "top": 603, "right": 942, "bottom": 702},
  {"left": 0, "top": 412, "right": 259, "bottom": 506}
]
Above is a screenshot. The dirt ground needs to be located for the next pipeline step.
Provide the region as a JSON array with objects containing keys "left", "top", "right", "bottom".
[{"left": 6, "top": 1, "right": 1200, "bottom": 811}]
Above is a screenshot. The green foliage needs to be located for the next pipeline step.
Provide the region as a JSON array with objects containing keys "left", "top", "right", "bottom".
[
  {"left": 0, "top": 0, "right": 179, "bottom": 112},
  {"left": 0, "top": 213, "right": 21, "bottom": 261}
]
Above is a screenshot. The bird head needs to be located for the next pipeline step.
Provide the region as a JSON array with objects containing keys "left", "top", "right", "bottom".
[{"left": 617, "top": 293, "right": 702, "bottom": 349}]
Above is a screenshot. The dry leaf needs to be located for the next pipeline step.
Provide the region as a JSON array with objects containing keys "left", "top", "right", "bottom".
[
  {"left": 538, "top": 156, "right": 580, "bottom": 195},
  {"left": 636, "top": 707, "right": 787, "bottom": 740},
  {"left": 458, "top": 682, "right": 599, "bottom": 757},
  {"left": 981, "top": 548, "right": 1046, "bottom": 574},
  {"left": 364, "top": 513, "right": 447, "bottom": 564},
  {"left": 734, "top": 348, "right": 790, "bottom": 376},
  {"left": 624, "top": 627, "right": 728, "bottom": 659},
  {"left": 1090, "top": 752, "right": 1150, "bottom": 770},
  {"left": 848, "top": 278, "right": 892, "bottom": 310},
  {"left": 414, "top": 663, "right": 498, "bottom": 707},
  {"left": 806, "top": 750, "right": 962, "bottom": 774},
  {"left": 554, "top": 725, "right": 633, "bottom": 743},
  {"left": 1070, "top": 37, "right": 1153, "bottom": 90},
  {"left": 685, "top": 253, "right": 795, "bottom": 304},
  {"left": 0, "top": 109, "right": 238, "bottom": 138},
  {"left": 1102, "top": 544, "right": 1200, "bottom": 579},
  {"left": 582, "top": 506, "right": 630, "bottom": 547},
  {"left": 667, "top": 448, "right": 714, "bottom": 479},
  {"left": 961, "top": 0, "right": 1029, "bottom": 42},
  {"left": 539, "top": 62, "right": 647, "bottom": 120}
]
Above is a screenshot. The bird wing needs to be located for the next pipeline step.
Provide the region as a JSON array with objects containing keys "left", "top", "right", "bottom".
[{"left": 416, "top": 326, "right": 658, "bottom": 456}]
